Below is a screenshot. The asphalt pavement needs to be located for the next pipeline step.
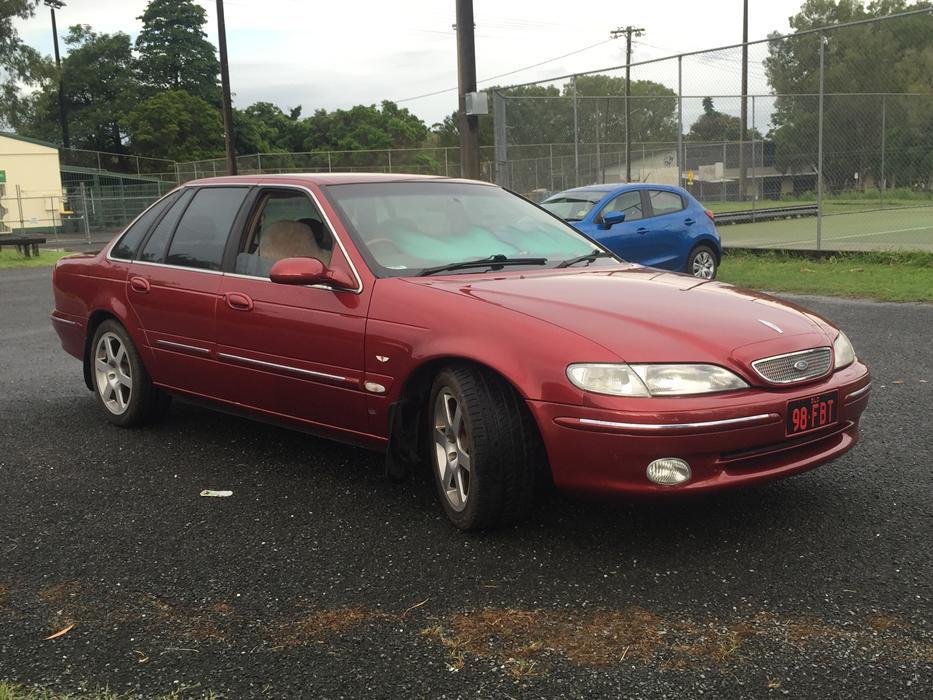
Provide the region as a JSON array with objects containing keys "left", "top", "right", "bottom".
[{"left": 0, "top": 268, "right": 930, "bottom": 699}]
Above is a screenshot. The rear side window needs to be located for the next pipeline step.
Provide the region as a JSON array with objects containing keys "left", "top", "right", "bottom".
[
  {"left": 110, "top": 191, "right": 180, "bottom": 260},
  {"left": 139, "top": 189, "right": 193, "bottom": 263},
  {"left": 166, "top": 187, "right": 249, "bottom": 270},
  {"left": 648, "top": 190, "right": 685, "bottom": 216}
]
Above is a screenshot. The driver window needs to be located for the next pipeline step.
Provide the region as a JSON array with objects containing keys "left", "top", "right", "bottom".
[
  {"left": 600, "top": 191, "right": 643, "bottom": 222},
  {"left": 235, "top": 190, "right": 334, "bottom": 277}
]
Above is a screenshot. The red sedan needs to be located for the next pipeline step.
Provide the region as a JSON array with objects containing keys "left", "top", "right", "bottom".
[{"left": 51, "top": 174, "right": 871, "bottom": 530}]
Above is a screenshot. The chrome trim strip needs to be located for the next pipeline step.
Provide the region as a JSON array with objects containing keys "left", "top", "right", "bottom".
[
  {"left": 217, "top": 352, "right": 350, "bottom": 384},
  {"left": 751, "top": 346, "right": 833, "bottom": 384},
  {"left": 844, "top": 383, "right": 871, "bottom": 401},
  {"left": 109, "top": 182, "right": 365, "bottom": 295},
  {"left": 573, "top": 413, "right": 778, "bottom": 432},
  {"left": 49, "top": 315, "right": 78, "bottom": 326},
  {"left": 155, "top": 339, "right": 211, "bottom": 356}
]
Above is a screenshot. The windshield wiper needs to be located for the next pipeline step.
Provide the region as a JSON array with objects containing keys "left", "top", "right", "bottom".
[
  {"left": 420, "top": 254, "right": 548, "bottom": 277},
  {"left": 555, "top": 251, "right": 614, "bottom": 268}
]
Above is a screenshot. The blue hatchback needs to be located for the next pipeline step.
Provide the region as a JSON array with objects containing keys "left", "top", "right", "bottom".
[{"left": 541, "top": 183, "right": 722, "bottom": 279}]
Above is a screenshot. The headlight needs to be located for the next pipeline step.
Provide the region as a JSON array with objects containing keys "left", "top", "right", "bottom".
[
  {"left": 567, "top": 363, "right": 747, "bottom": 397},
  {"left": 833, "top": 331, "right": 856, "bottom": 369}
]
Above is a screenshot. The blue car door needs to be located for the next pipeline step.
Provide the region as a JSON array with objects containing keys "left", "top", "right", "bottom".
[
  {"left": 591, "top": 190, "right": 650, "bottom": 263},
  {"left": 640, "top": 189, "right": 691, "bottom": 270}
]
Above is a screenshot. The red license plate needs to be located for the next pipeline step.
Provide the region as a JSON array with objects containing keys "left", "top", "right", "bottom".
[{"left": 786, "top": 391, "right": 838, "bottom": 436}]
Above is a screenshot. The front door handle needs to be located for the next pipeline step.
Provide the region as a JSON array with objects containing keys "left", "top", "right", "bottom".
[
  {"left": 636, "top": 227, "right": 649, "bottom": 234},
  {"left": 129, "top": 276, "right": 150, "bottom": 293},
  {"left": 225, "top": 292, "right": 253, "bottom": 311}
]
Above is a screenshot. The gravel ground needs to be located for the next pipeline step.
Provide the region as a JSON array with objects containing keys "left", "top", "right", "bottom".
[{"left": 0, "top": 268, "right": 930, "bottom": 699}]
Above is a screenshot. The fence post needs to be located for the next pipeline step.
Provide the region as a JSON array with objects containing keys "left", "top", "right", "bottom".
[
  {"left": 387, "top": 150, "right": 392, "bottom": 173},
  {"left": 327, "top": 152, "right": 332, "bottom": 173},
  {"left": 722, "top": 141, "right": 727, "bottom": 202},
  {"left": 595, "top": 102, "right": 601, "bottom": 183},
  {"left": 751, "top": 95, "right": 756, "bottom": 221},
  {"left": 16, "top": 184, "right": 24, "bottom": 232},
  {"left": 677, "top": 56, "right": 683, "bottom": 189},
  {"left": 493, "top": 91, "right": 509, "bottom": 187},
  {"left": 79, "top": 182, "right": 91, "bottom": 244},
  {"left": 257, "top": 153, "right": 263, "bottom": 174},
  {"left": 572, "top": 75, "right": 579, "bottom": 188},
  {"left": 816, "top": 32, "right": 826, "bottom": 251},
  {"left": 880, "top": 94, "right": 886, "bottom": 210},
  {"left": 444, "top": 148, "right": 449, "bottom": 177}
]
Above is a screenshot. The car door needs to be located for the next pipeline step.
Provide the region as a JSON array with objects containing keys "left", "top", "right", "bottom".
[
  {"left": 214, "top": 186, "right": 374, "bottom": 439},
  {"left": 640, "top": 189, "right": 690, "bottom": 270},
  {"left": 126, "top": 185, "right": 250, "bottom": 398},
  {"left": 592, "top": 189, "right": 651, "bottom": 263}
]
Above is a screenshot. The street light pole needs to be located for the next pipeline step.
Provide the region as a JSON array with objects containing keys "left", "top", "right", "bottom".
[
  {"left": 45, "top": 1, "right": 69, "bottom": 149},
  {"left": 216, "top": 0, "right": 237, "bottom": 175},
  {"left": 610, "top": 25, "right": 644, "bottom": 182},
  {"left": 456, "top": 0, "right": 480, "bottom": 180}
]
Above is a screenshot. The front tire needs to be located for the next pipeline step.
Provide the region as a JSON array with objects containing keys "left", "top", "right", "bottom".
[
  {"left": 91, "top": 320, "right": 170, "bottom": 427},
  {"left": 427, "top": 365, "right": 539, "bottom": 531},
  {"left": 687, "top": 244, "right": 718, "bottom": 279}
]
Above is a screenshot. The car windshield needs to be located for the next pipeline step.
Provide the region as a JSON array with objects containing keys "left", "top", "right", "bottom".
[
  {"left": 325, "top": 181, "right": 601, "bottom": 277},
  {"left": 540, "top": 191, "right": 606, "bottom": 221}
]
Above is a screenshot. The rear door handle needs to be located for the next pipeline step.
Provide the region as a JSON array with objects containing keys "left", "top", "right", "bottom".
[
  {"left": 225, "top": 292, "right": 254, "bottom": 311},
  {"left": 129, "top": 276, "right": 150, "bottom": 293},
  {"left": 684, "top": 218, "right": 696, "bottom": 226},
  {"left": 636, "top": 227, "right": 649, "bottom": 234}
]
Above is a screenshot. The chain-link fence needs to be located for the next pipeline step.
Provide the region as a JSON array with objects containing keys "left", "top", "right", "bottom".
[{"left": 490, "top": 8, "right": 932, "bottom": 251}]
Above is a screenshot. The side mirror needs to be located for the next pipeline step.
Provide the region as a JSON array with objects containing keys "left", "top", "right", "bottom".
[
  {"left": 269, "top": 257, "right": 355, "bottom": 289},
  {"left": 599, "top": 211, "right": 626, "bottom": 230}
]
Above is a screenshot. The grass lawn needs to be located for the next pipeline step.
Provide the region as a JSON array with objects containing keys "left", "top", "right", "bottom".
[
  {"left": 0, "top": 249, "right": 69, "bottom": 269},
  {"left": 719, "top": 250, "right": 933, "bottom": 303}
]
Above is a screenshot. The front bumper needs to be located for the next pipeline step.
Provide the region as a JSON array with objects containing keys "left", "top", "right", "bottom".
[{"left": 528, "top": 361, "right": 870, "bottom": 496}]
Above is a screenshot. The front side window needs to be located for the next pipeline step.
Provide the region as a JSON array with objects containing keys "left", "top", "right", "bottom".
[
  {"left": 600, "top": 191, "right": 643, "bottom": 222},
  {"left": 540, "top": 190, "right": 605, "bottom": 221},
  {"left": 648, "top": 190, "right": 685, "bottom": 216},
  {"left": 111, "top": 191, "right": 181, "bottom": 260},
  {"left": 234, "top": 190, "right": 335, "bottom": 278},
  {"left": 165, "top": 187, "right": 249, "bottom": 270},
  {"left": 326, "top": 182, "right": 599, "bottom": 277}
]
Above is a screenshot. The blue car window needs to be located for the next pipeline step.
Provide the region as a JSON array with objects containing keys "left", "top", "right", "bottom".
[
  {"left": 648, "top": 190, "right": 685, "bottom": 215},
  {"left": 601, "top": 191, "right": 643, "bottom": 221}
]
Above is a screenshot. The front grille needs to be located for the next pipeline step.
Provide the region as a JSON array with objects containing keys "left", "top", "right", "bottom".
[{"left": 751, "top": 347, "right": 832, "bottom": 384}]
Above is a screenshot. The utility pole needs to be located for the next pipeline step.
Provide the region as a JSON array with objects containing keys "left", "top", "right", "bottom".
[
  {"left": 738, "top": 0, "right": 748, "bottom": 200},
  {"left": 610, "top": 25, "right": 644, "bottom": 182},
  {"left": 45, "top": 1, "right": 69, "bottom": 149},
  {"left": 216, "top": 0, "right": 237, "bottom": 175},
  {"left": 455, "top": 0, "right": 480, "bottom": 179}
]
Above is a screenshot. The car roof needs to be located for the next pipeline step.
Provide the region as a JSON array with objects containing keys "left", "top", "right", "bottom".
[
  {"left": 183, "top": 173, "right": 494, "bottom": 187},
  {"left": 555, "top": 182, "right": 684, "bottom": 196}
]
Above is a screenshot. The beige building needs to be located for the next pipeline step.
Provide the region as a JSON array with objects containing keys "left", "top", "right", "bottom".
[{"left": 0, "top": 132, "right": 64, "bottom": 234}]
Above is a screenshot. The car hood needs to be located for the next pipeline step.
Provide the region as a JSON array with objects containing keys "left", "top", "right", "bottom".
[{"left": 408, "top": 266, "right": 836, "bottom": 373}]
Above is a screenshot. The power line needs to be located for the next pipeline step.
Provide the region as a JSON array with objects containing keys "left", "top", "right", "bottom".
[{"left": 395, "top": 37, "right": 618, "bottom": 103}]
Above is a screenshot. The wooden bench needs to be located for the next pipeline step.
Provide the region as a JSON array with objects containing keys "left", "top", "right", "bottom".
[{"left": 0, "top": 234, "right": 47, "bottom": 257}]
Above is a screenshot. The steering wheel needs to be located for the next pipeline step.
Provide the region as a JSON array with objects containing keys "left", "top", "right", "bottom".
[{"left": 365, "top": 237, "right": 404, "bottom": 255}]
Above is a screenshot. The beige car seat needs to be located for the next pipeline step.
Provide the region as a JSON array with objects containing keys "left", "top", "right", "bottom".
[{"left": 259, "top": 219, "right": 331, "bottom": 265}]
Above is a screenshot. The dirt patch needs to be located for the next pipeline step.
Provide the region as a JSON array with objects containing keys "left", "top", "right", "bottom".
[
  {"left": 273, "top": 607, "right": 390, "bottom": 648},
  {"left": 138, "top": 594, "right": 236, "bottom": 643},
  {"left": 38, "top": 581, "right": 82, "bottom": 605}
]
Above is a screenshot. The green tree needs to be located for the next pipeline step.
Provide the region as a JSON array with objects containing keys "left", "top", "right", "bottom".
[
  {"left": 135, "top": 0, "right": 220, "bottom": 105},
  {"left": 686, "top": 97, "right": 760, "bottom": 142},
  {"left": 19, "top": 25, "right": 137, "bottom": 151},
  {"left": 126, "top": 89, "right": 223, "bottom": 161},
  {"left": 234, "top": 102, "right": 305, "bottom": 154},
  {"left": 0, "top": 1, "right": 50, "bottom": 129},
  {"left": 765, "top": 0, "right": 933, "bottom": 189}
]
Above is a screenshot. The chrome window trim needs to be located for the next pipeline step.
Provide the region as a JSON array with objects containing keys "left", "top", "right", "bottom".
[
  {"left": 155, "top": 339, "right": 211, "bottom": 355},
  {"left": 217, "top": 352, "right": 352, "bottom": 384},
  {"left": 107, "top": 182, "right": 364, "bottom": 294},
  {"left": 575, "top": 413, "right": 778, "bottom": 431},
  {"left": 49, "top": 314, "right": 78, "bottom": 326},
  {"left": 751, "top": 346, "right": 833, "bottom": 385}
]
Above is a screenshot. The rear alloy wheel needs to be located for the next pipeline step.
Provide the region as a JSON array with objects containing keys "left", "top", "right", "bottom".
[
  {"left": 91, "top": 320, "right": 170, "bottom": 427},
  {"left": 428, "top": 365, "right": 539, "bottom": 530},
  {"left": 688, "top": 244, "right": 718, "bottom": 279}
]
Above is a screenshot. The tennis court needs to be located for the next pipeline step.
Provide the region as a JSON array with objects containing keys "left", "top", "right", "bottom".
[{"left": 719, "top": 205, "right": 933, "bottom": 251}]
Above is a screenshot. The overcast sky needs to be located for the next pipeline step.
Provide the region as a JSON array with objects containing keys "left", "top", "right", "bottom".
[{"left": 17, "top": 0, "right": 805, "bottom": 126}]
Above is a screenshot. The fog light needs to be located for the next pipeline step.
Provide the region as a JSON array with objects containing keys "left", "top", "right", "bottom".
[{"left": 646, "top": 458, "right": 692, "bottom": 486}]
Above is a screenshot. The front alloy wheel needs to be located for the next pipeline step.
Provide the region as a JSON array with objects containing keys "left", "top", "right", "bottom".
[{"left": 433, "top": 389, "right": 472, "bottom": 512}]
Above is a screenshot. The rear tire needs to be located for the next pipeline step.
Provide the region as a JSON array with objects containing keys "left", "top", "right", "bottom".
[
  {"left": 687, "top": 244, "right": 718, "bottom": 279},
  {"left": 427, "top": 365, "right": 540, "bottom": 530},
  {"left": 90, "top": 320, "right": 170, "bottom": 427}
]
